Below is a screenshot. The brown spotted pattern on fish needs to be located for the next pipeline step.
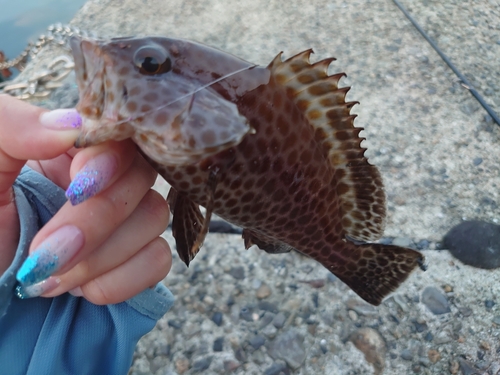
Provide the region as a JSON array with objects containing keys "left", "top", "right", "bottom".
[{"left": 71, "top": 36, "right": 424, "bottom": 305}]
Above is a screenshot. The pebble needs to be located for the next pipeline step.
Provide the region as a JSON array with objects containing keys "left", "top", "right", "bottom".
[
  {"left": 256, "top": 284, "right": 272, "bottom": 299},
  {"left": 319, "top": 339, "right": 328, "bottom": 354},
  {"left": 258, "top": 301, "right": 279, "bottom": 313},
  {"left": 262, "top": 323, "right": 278, "bottom": 338},
  {"left": 485, "top": 299, "right": 495, "bottom": 309},
  {"left": 267, "top": 330, "right": 306, "bottom": 369},
  {"left": 213, "top": 337, "right": 224, "bottom": 352},
  {"left": 492, "top": 315, "right": 500, "bottom": 325},
  {"left": 434, "top": 331, "right": 453, "bottom": 345},
  {"left": 223, "top": 360, "right": 240, "bottom": 372},
  {"left": 459, "top": 307, "right": 473, "bottom": 317},
  {"left": 400, "top": 349, "right": 413, "bottom": 361},
  {"left": 427, "top": 349, "right": 441, "bottom": 363},
  {"left": 260, "top": 311, "right": 275, "bottom": 328},
  {"left": 349, "top": 328, "right": 386, "bottom": 374},
  {"left": 168, "top": 319, "right": 183, "bottom": 329},
  {"left": 249, "top": 335, "right": 266, "bottom": 350},
  {"left": 346, "top": 299, "right": 378, "bottom": 316},
  {"left": 412, "top": 319, "right": 428, "bottom": 333},
  {"left": 211, "top": 312, "right": 223, "bottom": 326},
  {"left": 264, "top": 362, "right": 289, "bottom": 375},
  {"left": 472, "top": 157, "right": 483, "bottom": 166},
  {"left": 273, "top": 312, "right": 286, "bottom": 329},
  {"left": 192, "top": 357, "right": 212, "bottom": 372},
  {"left": 421, "top": 286, "right": 451, "bottom": 315},
  {"left": 458, "top": 358, "right": 479, "bottom": 375},
  {"left": 240, "top": 306, "right": 254, "bottom": 321},
  {"left": 443, "top": 220, "right": 500, "bottom": 269},
  {"left": 416, "top": 239, "right": 430, "bottom": 250},
  {"left": 229, "top": 266, "right": 246, "bottom": 279},
  {"left": 392, "top": 237, "right": 413, "bottom": 247},
  {"left": 479, "top": 340, "right": 490, "bottom": 351},
  {"left": 348, "top": 310, "right": 358, "bottom": 321},
  {"left": 175, "top": 358, "right": 189, "bottom": 374}
]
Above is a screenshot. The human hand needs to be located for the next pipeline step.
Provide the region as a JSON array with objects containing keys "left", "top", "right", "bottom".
[{"left": 0, "top": 95, "right": 172, "bottom": 304}]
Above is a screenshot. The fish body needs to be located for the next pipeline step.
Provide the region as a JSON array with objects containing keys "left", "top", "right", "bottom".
[{"left": 71, "top": 36, "right": 424, "bottom": 305}]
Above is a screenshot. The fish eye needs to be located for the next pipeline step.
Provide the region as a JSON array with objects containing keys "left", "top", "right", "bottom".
[{"left": 133, "top": 45, "right": 172, "bottom": 75}]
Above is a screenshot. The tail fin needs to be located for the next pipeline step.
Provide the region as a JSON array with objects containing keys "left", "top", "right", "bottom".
[{"left": 325, "top": 241, "right": 424, "bottom": 305}]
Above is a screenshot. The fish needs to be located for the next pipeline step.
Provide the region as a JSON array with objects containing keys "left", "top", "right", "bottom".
[{"left": 70, "top": 35, "right": 425, "bottom": 305}]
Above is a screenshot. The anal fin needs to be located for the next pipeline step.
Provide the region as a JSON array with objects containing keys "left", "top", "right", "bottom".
[
  {"left": 243, "top": 229, "right": 295, "bottom": 254},
  {"left": 323, "top": 241, "right": 424, "bottom": 305},
  {"left": 167, "top": 170, "right": 218, "bottom": 266}
]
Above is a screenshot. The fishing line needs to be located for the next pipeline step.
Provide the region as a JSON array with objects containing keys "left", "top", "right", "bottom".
[
  {"left": 392, "top": 0, "right": 500, "bottom": 127},
  {"left": 116, "top": 64, "right": 258, "bottom": 125}
]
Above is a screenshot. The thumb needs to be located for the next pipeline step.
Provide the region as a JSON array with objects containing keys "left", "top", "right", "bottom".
[{"left": 0, "top": 95, "right": 81, "bottom": 204}]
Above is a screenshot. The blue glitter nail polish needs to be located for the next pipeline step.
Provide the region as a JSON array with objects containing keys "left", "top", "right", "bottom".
[
  {"left": 65, "top": 153, "right": 117, "bottom": 205},
  {"left": 66, "top": 168, "right": 101, "bottom": 205},
  {"left": 16, "top": 226, "right": 84, "bottom": 287},
  {"left": 16, "top": 249, "right": 59, "bottom": 285}
]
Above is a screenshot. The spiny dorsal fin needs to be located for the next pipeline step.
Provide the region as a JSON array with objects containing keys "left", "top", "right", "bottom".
[{"left": 267, "top": 50, "right": 386, "bottom": 242}]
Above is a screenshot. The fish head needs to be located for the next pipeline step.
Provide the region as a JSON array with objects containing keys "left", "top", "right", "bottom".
[{"left": 70, "top": 35, "right": 253, "bottom": 165}]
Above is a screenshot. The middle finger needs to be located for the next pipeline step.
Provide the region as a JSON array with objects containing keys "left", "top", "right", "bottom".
[{"left": 16, "top": 146, "right": 157, "bottom": 287}]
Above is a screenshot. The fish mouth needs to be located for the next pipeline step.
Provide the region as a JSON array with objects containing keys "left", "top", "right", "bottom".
[{"left": 70, "top": 36, "right": 123, "bottom": 148}]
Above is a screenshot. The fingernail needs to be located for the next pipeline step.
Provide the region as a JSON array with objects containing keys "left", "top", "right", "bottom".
[
  {"left": 39, "top": 108, "right": 82, "bottom": 129},
  {"left": 16, "top": 225, "right": 84, "bottom": 286},
  {"left": 68, "top": 286, "right": 84, "bottom": 297},
  {"left": 66, "top": 152, "right": 117, "bottom": 205},
  {"left": 15, "top": 277, "right": 61, "bottom": 299}
]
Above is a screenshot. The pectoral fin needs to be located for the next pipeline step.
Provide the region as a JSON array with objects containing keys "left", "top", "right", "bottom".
[{"left": 166, "top": 170, "right": 218, "bottom": 266}]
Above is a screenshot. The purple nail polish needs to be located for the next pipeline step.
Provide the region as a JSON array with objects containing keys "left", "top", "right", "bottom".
[
  {"left": 66, "top": 153, "right": 117, "bottom": 205},
  {"left": 15, "top": 277, "right": 61, "bottom": 299},
  {"left": 39, "top": 109, "right": 82, "bottom": 129}
]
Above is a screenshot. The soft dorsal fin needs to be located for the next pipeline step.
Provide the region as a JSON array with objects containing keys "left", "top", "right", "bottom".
[{"left": 267, "top": 50, "right": 386, "bottom": 242}]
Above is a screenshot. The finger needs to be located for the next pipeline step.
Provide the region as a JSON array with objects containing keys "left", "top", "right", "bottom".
[
  {"left": 73, "top": 236, "right": 172, "bottom": 305},
  {"left": 16, "top": 151, "right": 157, "bottom": 287},
  {"left": 0, "top": 96, "right": 80, "bottom": 204},
  {"left": 65, "top": 139, "right": 138, "bottom": 205},
  {"left": 42, "top": 189, "right": 170, "bottom": 297}
]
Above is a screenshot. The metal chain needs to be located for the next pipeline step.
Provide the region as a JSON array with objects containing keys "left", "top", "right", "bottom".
[{"left": 0, "top": 23, "right": 94, "bottom": 100}]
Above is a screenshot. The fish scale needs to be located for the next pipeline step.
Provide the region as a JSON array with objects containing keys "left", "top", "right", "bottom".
[{"left": 71, "top": 35, "right": 424, "bottom": 305}]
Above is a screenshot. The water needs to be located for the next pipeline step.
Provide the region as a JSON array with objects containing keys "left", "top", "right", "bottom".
[{"left": 0, "top": 0, "right": 86, "bottom": 73}]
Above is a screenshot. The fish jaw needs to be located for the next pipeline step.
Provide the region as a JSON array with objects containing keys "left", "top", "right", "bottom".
[
  {"left": 71, "top": 35, "right": 252, "bottom": 164},
  {"left": 71, "top": 36, "right": 135, "bottom": 148}
]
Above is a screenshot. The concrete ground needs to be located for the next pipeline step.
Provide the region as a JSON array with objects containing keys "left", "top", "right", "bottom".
[{"left": 9, "top": 0, "right": 500, "bottom": 374}]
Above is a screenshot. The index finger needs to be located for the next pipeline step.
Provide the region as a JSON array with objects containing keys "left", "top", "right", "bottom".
[{"left": 0, "top": 95, "right": 80, "bottom": 204}]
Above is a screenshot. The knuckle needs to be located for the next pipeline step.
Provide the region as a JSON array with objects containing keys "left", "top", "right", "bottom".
[
  {"left": 81, "top": 279, "right": 111, "bottom": 305},
  {"left": 135, "top": 154, "right": 158, "bottom": 188},
  {"left": 140, "top": 190, "right": 170, "bottom": 230},
  {"left": 147, "top": 237, "right": 172, "bottom": 279}
]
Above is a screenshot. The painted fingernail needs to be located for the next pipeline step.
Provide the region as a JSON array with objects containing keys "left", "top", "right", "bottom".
[
  {"left": 16, "top": 225, "right": 84, "bottom": 286},
  {"left": 68, "top": 286, "right": 84, "bottom": 297},
  {"left": 66, "top": 152, "right": 118, "bottom": 205},
  {"left": 39, "top": 108, "right": 82, "bottom": 129},
  {"left": 15, "top": 277, "right": 61, "bottom": 299}
]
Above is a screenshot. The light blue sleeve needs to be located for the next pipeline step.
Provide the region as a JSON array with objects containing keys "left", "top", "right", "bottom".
[{"left": 0, "top": 167, "right": 174, "bottom": 375}]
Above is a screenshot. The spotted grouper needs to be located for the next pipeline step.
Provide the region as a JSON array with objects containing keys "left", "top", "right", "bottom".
[{"left": 70, "top": 35, "right": 424, "bottom": 305}]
